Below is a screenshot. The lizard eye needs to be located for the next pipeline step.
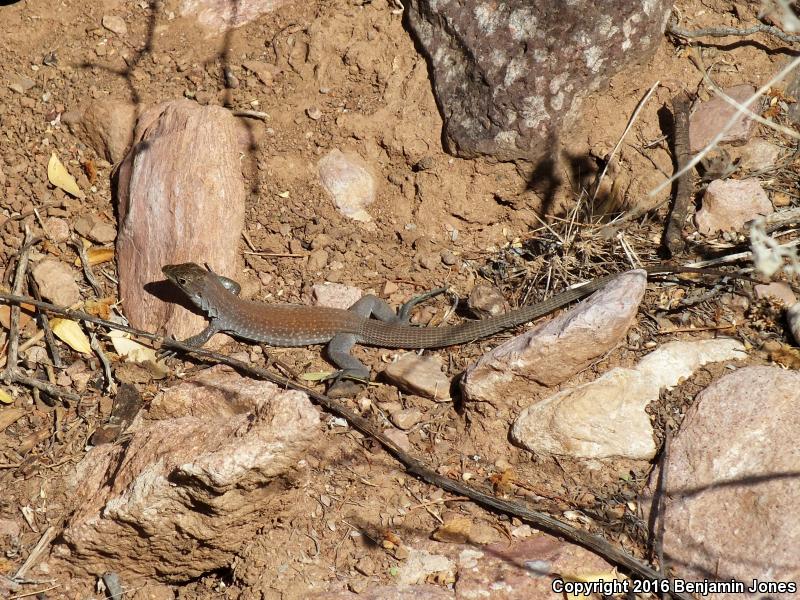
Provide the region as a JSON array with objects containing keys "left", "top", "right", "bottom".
[{"left": 178, "top": 277, "right": 187, "bottom": 286}]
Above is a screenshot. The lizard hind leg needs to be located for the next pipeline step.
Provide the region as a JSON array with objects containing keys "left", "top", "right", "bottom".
[{"left": 346, "top": 289, "right": 448, "bottom": 326}]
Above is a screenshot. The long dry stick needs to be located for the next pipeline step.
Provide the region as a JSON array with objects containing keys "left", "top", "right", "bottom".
[{"left": 0, "top": 290, "right": 694, "bottom": 600}]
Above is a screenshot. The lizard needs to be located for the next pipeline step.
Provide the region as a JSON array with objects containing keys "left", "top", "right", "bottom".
[{"left": 161, "top": 262, "right": 739, "bottom": 394}]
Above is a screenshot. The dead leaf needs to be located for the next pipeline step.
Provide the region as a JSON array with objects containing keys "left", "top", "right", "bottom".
[
  {"left": 51, "top": 318, "right": 92, "bottom": 354},
  {"left": 0, "top": 389, "right": 13, "bottom": 405},
  {"left": 0, "top": 303, "right": 36, "bottom": 330},
  {"left": 83, "top": 298, "right": 115, "bottom": 320},
  {"left": 431, "top": 515, "right": 472, "bottom": 543},
  {"left": 47, "top": 152, "right": 85, "bottom": 199},
  {"left": 0, "top": 407, "right": 25, "bottom": 432},
  {"left": 83, "top": 159, "right": 97, "bottom": 184},
  {"left": 73, "top": 246, "right": 114, "bottom": 267}
]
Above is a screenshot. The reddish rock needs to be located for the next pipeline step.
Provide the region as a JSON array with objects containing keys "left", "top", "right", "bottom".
[
  {"left": 754, "top": 281, "right": 796, "bottom": 305},
  {"left": 689, "top": 85, "right": 760, "bottom": 153},
  {"left": 65, "top": 99, "right": 140, "bottom": 164},
  {"left": 455, "top": 536, "right": 615, "bottom": 600},
  {"left": 462, "top": 270, "right": 646, "bottom": 405},
  {"left": 116, "top": 100, "right": 245, "bottom": 342},
  {"left": 311, "top": 283, "right": 362, "bottom": 309},
  {"left": 406, "top": 0, "right": 671, "bottom": 161},
  {"left": 180, "top": 0, "right": 290, "bottom": 34},
  {"left": 31, "top": 259, "right": 81, "bottom": 306},
  {"left": 650, "top": 366, "right": 800, "bottom": 597},
  {"left": 695, "top": 178, "right": 772, "bottom": 234},
  {"left": 57, "top": 366, "right": 320, "bottom": 581},
  {"left": 383, "top": 353, "right": 451, "bottom": 401}
]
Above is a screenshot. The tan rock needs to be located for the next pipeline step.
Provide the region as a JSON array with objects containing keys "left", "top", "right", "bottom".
[
  {"left": 311, "top": 283, "right": 362, "bottom": 309},
  {"left": 116, "top": 100, "right": 245, "bottom": 342},
  {"left": 511, "top": 339, "right": 746, "bottom": 460},
  {"left": 754, "top": 281, "right": 796, "bottom": 305},
  {"left": 462, "top": 270, "right": 646, "bottom": 405},
  {"left": 383, "top": 353, "right": 451, "bottom": 401},
  {"left": 31, "top": 259, "right": 81, "bottom": 306},
  {"left": 467, "top": 283, "right": 509, "bottom": 318},
  {"left": 696, "top": 178, "right": 773, "bottom": 234},
  {"left": 180, "top": 0, "right": 290, "bottom": 34},
  {"left": 318, "top": 149, "right": 376, "bottom": 222},
  {"left": 66, "top": 99, "right": 140, "bottom": 164},
  {"left": 57, "top": 366, "right": 320, "bottom": 581}
]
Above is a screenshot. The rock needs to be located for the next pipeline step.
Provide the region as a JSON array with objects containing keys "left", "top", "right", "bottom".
[
  {"left": 455, "top": 536, "right": 615, "bottom": 599},
  {"left": 306, "top": 106, "right": 322, "bottom": 120},
  {"left": 44, "top": 217, "right": 71, "bottom": 243},
  {"left": 689, "top": 85, "right": 760, "bottom": 153},
  {"left": 462, "top": 270, "right": 646, "bottom": 405},
  {"left": 88, "top": 220, "right": 116, "bottom": 244},
  {"left": 318, "top": 149, "right": 376, "bottom": 222},
  {"left": 101, "top": 15, "right": 128, "bottom": 35},
  {"left": 311, "top": 283, "right": 362, "bottom": 310},
  {"left": 242, "top": 60, "right": 277, "bottom": 86},
  {"left": 754, "top": 281, "right": 796, "bottom": 305},
  {"left": 116, "top": 100, "right": 245, "bottom": 342},
  {"left": 511, "top": 339, "right": 746, "bottom": 460},
  {"left": 650, "top": 366, "right": 800, "bottom": 596},
  {"left": 467, "top": 284, "right": 509, "bottom": 318},
  {"left": 8, "top": 76, "right": 35, "bottom": 94},
  {"left": 396, "top": 548, "right": 455, "bottom": 586},
  {"left": 66, "top": 99, "right": 140, "bottom": 164},
  {"left": 307, "top": 248, "right": 329, "bottom": 271},
  {"left": 695, "top": 178, "right": 772, "bottom": 234},
  {"left": 383, "top": 353, "right": 451, "bottom": 401},
  {"left": 57, "top": 366, "right": 320, "bottom": 581},
  {"left": 390, "top": 407, "right": 424, "bottom": 430},
  {"left": 382, "top": 428, "right": 412, "bottom": 452},
  {"left": 405, "top": 0, "right": 671, "bottom": 161},
  {"left": 31, "top": 259, "right": 81, "bottom": 306},
  {"left": 180, "top": 0, "right": 290, "bottom": 34},
  {"left": 737, "top": 138, "right": 782, "bottom": 173}
]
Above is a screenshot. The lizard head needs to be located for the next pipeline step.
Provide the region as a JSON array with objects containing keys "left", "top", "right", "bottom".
[{"left": 162, "top": 262, "right": 210, "bottom": 297}]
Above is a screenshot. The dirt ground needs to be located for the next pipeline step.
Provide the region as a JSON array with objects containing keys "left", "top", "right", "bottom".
[{"left": 0, "top": 0, "right": 798, "bottom": 598}]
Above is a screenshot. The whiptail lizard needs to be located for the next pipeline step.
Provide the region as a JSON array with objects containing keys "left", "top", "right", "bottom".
[{"left": 162, "top": 262, "right": 734, "bottom": 393}]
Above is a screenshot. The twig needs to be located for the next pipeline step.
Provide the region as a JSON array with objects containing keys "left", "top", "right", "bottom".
[
  {"left": 90, "top": 332, "right": 116, "bottom": 395},
  {"left": 9, "top": 373, "right": 80, "bottom": 402},
  {"left": 668, "top": 21, "right": 800, "bottom": 44},
  {"left": 0, "top": 291, "right": 697, "bottom": 598},
  {"left": 4, "top": 232, "right": 41, "bottom": 377},
  {"left": 27, "top": 274, "right": 62, "bottom": 369},
  {"left": 664, "top": 92, "right": 692, "bottom": 256},
  {"left": 232, "top": 109, "right": 270, "bottom": 121},
  {"left": 648, "top": 55, "right": 800, "bottom": 199},
  {"left": 13, "top": 526, "right": 56, "bottom": 581},
  {"left": 72, "top": 239, "right": 103, "bottom": 297},
  {"left": 591, "top": 80, "right": 660, "bottom": 204}
]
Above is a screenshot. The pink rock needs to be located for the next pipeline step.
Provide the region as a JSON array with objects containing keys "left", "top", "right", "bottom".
[
  {"left": 311, "top": 283, "right": 362, "bottom": 309},
  {"left": 695, "top": 178, "right": 772, "bottom": 234},
  {"left": 689, "top": 85, "right": 760, "bottom": 153},
  {"left": 318, "top": 149, "right": 376, "bottom": 222},
  {"left": 57, "top": 366, "right": 320, "bottom": 581},
  {"left": 650, "top": 366, "right": 800, "bottom": 597},
  {"left": 31, "top": 259, "right": 81, "bottom": 306},
  {"left": 462, "top": 270, "right": 646, "bottom": 404},
  {"left": 383, "top": 353, "right": 451, "bottom": 401},
  {"left": 116, "top": 100, "right": 245, "bottom": 342},
  {"left": 180, "top": 0, "right": 290, "bottom": 34},
  {"left": 309, "top": 585, "right": 453, "bottom": 600},
  {"left": 754, "top": 281, "right": 797, "bottom": 305},
  {"left": 66, "top": 99, "right": 140, "bottom": 164},
  {"left": 455, "top": 536, "right": 614, "bottom": 600}
]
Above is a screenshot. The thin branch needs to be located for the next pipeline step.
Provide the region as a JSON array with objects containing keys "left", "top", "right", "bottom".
[{"left": 668, "top": 21, "right": 800, "bottom": 44}]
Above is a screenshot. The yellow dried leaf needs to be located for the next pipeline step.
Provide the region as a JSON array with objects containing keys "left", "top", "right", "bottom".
[
  {"left": 431, "top": 515, "right": 473, "bottom": 543},
  {"left": 47, "top": 152, "right": 86, "bottom": 199},
  {"left": 51, "top": 318, "right": 92, "bottom": 354},
  {"left": 0, "top": 389, "right": 12, "bottom": 405},
  {"left": 109, "top": 330, "right": 158, "bottom": 364},
  {"left": 73, "top": 247, "right": 115, "bottom": 267}
]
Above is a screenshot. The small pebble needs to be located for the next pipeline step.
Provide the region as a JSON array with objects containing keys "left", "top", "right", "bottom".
[
  {"left": 306, "top": 106, "right": 322, "bottom": 120},
  {"left": 440, "top": 249, "right": 457, "bottom": 266},
  {"left": 102, "top": 15, "right": 128, "bottom": 35}
]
